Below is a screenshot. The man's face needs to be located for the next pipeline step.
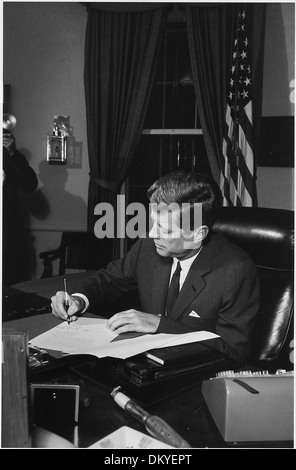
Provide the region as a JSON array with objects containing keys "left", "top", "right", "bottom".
[{"left": 149, "top": 205, "right": 201, "bottom": 260}]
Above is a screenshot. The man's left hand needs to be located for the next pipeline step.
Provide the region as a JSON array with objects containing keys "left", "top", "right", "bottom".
[{"left": 106, "top": 309, "right": 160, "bottom": 334}]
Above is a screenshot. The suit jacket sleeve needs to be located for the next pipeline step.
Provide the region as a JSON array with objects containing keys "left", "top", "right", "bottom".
[{"left": 75, "top": 239, "right": 142, "bottom": 312}]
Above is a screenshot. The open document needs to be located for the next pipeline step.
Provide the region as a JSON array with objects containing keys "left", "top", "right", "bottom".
[{"left": 30, "top": 317, "right": 219, "bottom": 360}]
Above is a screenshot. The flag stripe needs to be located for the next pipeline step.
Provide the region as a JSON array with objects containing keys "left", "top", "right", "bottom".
[
  {"left": 220, "top": 7, "right": 255, "bottom": 207},
  {"left": 236, "top": 145, "right": 254, "bottom": 193},
  {"left": 238, "top": 125, "right": 253, "bottom": 174}
]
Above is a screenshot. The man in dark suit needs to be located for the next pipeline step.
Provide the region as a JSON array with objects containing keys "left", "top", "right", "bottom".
[
  {"left": 2, "top": 132, "right": 38, "bottom": 285},
  {"left": 51, "top": 171, "right": 259, "bottom": 363}
]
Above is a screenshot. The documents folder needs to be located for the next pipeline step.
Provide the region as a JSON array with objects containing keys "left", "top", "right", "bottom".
[{"left": 96, "top": 338, "right": 242, "bottom": 388}]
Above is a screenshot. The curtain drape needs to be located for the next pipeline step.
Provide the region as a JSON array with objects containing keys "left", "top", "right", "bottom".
[
  {"left": 185, "top": 3, "right": 266, "bottom": 201},
  {"left": 84, "top": 5, "right": 169, "bottom": 240}
]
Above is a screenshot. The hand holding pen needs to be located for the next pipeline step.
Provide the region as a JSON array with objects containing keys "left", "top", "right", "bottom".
[
  {"left": 51, "top": 282, "right": 86, "bottom": 322},
  {"left": 63, "top": 277, "right": 71, "bottom": 324}
]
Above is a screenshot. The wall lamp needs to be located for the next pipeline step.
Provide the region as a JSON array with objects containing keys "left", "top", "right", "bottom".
[{"left": 46, "top": 116, "right": 69, "bottom": 165}]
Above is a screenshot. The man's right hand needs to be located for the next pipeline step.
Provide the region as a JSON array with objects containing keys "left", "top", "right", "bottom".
[{"left": 51, "top": 291, "right": 85, "bottom": 322}]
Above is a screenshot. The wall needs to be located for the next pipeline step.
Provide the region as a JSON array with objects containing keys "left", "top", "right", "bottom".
[
  {"left": 2, "top": 2, "right": 294, "bottom": 279},
  {"left": 3, "top": 2, "right": 89, "bottom": 278},
  {"left": 257, "top": 2, "right": 295, "bottom": 210}
]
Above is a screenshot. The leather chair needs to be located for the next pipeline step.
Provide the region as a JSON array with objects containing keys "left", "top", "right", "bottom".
[
  {"left": 39, "top": 231, "right": 113, "bottom": 278},
  {"left": 213, "top": 207, "right": 294, "bottom": 371}
]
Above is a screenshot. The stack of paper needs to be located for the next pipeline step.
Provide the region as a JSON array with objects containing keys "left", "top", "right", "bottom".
[{"left": 30, "top": 317, "right": 219, "bottom": 360}]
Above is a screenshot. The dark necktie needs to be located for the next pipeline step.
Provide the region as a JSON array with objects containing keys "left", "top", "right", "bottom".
[{"left": 166, "top": 261, "right": 182, "bottom": 316}]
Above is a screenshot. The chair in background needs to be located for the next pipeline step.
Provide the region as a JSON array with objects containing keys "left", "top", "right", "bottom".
[
  {"left": 39, "top": 231, "right": 114, "bottom": 278},
  {"left": 213, "top": 207, "right": 294, "bottom": 371}
]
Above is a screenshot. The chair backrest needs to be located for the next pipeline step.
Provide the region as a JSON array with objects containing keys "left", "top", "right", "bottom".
[
  {"left": 59, "top": 232, "right": 113, "bottom": 274},
  {"left": 213, "top": 207, "right": 294, "bottom": 370}
]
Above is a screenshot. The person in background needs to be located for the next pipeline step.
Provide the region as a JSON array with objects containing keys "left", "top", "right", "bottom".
[
  {"left": 2, "top": 132, "right": 38, "bottom": 285},
  {"left": 51, "top": 170, "right": 260, "bottom": 364}
]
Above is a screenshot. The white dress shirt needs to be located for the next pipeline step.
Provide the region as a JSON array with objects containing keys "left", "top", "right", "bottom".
[{"left": 169, "top": 247, "right": 203, "bottom": 290}]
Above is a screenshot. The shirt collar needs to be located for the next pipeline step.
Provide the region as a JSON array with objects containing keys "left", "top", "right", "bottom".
[{"left": 172, "top": 246, "right": 203, "bottom": 271}]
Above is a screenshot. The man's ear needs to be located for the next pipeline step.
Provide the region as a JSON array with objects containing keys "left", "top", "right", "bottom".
[{"left": 193, "top": 225, "right": 209, "bottom": 243}]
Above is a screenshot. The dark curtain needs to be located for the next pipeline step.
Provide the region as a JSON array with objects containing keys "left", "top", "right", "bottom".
[
  {"left": 84, "top": 4, "right": 169, "bottom": 241},
  {"left": 185, "top": 3, "right": 266, "bottom": 186}
]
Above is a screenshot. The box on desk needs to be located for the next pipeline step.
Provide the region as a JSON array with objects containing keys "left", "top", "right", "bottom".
[{"left": 201, "top": 371, "right": 294, "bottom": 443}]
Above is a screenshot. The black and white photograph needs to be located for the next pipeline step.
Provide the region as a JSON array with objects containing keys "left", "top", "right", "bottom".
[{"left": 1, "top": 1, "right": 294, "bottom": 451}]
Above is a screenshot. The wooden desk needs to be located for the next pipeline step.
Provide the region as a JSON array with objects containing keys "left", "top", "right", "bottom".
[{"left": 3, "top": 274, "right": 293, "bottom": 449}]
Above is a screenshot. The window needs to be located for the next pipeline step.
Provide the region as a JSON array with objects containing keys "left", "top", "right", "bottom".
[{"left": 127, "top": 22, "right": 211, "bottom": 214}]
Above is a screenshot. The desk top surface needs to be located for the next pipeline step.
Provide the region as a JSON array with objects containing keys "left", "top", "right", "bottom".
[{"left": 3, "top": 273, "right": 294, "bottom": 449}]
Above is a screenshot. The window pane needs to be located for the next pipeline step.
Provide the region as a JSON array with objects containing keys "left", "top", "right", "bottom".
[{"left": 164, "top": 84, "right": 196, "bottom": 128}]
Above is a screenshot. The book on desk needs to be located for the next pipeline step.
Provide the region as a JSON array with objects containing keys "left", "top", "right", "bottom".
[{"left": 144, "top": 340, "right": 224, "bottom": 366}]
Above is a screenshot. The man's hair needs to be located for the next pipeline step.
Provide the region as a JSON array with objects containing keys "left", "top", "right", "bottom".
[{"left": 147, "top": 170, "right": 223, "bottom": 229}]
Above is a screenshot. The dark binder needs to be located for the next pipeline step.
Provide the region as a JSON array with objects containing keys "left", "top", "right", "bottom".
[{"left": 145, "top": 339, "right": 224, "bottom": 366}]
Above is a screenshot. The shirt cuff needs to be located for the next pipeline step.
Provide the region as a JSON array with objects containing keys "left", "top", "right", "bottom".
[{"left": 71, "top": 293, "right": 89, "bottom": 313}]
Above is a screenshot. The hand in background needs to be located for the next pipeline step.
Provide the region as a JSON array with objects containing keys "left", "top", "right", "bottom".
[{"left": 3, "top": 133, "right": 16, "bottom": 156}]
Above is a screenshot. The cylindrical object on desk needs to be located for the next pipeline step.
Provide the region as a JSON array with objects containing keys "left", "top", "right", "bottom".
[
  {"left": 111, "top": 387, "right": 191, "bottom": 448},
  {"left": 144, "top": 414, "right": 191, "bottom": 448}
]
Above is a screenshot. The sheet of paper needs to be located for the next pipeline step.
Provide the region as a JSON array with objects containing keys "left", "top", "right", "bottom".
[
  {"left": 30, "top": 318, "right": 219, "bottom": 359},
  {"left": 153, "top": 330, "right": 219, "bottom": 348},
  {"left": 100, "top": 330, "right": 219, "bottom": 359},
  {"left": 30, "top": 317, "right": 118, "bottom": 355}
]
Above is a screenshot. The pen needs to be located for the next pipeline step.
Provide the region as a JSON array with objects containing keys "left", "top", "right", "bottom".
[
  {"left": 63, "top": 277, "right": 70, "bottom": 324},
  {"left": 111, "top": 386, "right": 191, "bottom": 448}
]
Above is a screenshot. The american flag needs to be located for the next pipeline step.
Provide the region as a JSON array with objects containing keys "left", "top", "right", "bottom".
[{"left": 220, "top": 6, "right": 255, "bottom": 206}]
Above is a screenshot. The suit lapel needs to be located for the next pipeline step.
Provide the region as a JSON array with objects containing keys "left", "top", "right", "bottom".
[{"left": 169, "top": 238, "right": 215, "bottom": 320}]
